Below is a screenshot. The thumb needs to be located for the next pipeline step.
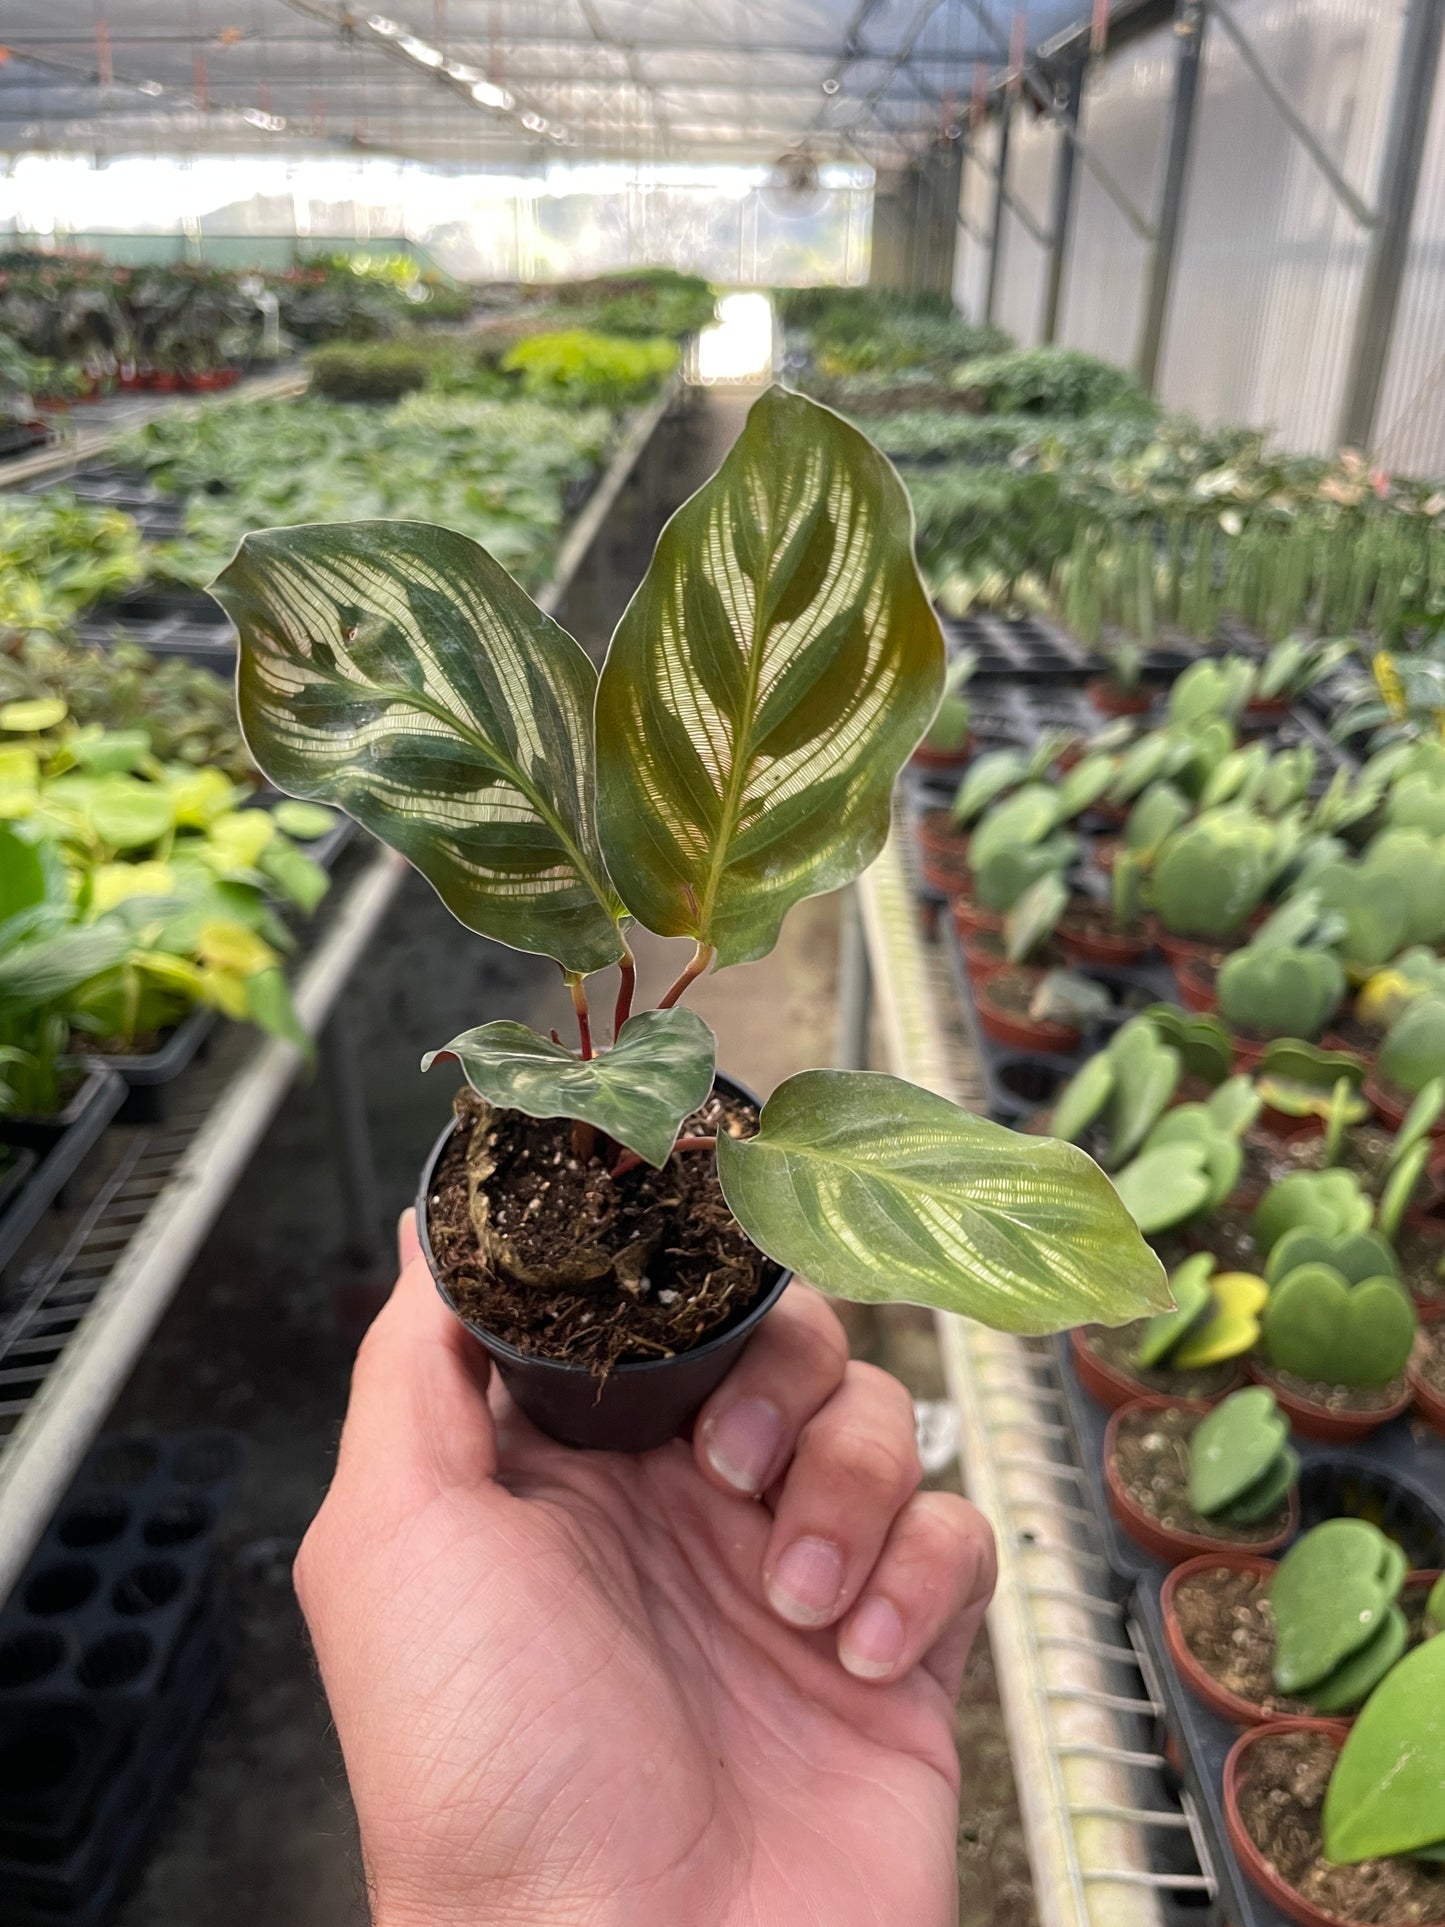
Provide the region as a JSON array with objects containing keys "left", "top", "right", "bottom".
[{"left": 333, "top": 1207, "right": 500, "bottom": 1504}]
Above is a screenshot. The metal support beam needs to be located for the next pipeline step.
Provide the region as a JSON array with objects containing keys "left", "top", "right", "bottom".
[
  {"left": 1042, "top": 61, "right": 1084, "bottom": 343},
  {"left": 984, "top": 97, "right": 1012, "bottom": 326},
  {"left": 1137, "top": 0, "right": 1205, "bottom": 393},
  {"left": 1338, "top": 0, "right": 1445, "bottom": 450}
]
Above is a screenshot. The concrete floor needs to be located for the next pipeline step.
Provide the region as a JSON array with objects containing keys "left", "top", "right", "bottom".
[{"left": 102, "top": 386, "right": 1032, "bottom": 1926}]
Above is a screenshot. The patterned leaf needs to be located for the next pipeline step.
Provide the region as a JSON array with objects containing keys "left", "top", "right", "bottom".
[
  {"left": 422, "top": 1007, "right": 716, "bottom": 1168},
  {"left": 595, "top": 386, "right": 945, "bottom": 967},
  {"left": 716, "top": 1070, "right": 1170, "bottom": 1327},
  {"left": 211, "top": 521, "right": 624, "bottom": 974}
]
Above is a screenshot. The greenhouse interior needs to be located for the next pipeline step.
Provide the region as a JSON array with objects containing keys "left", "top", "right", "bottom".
[{"left": 5, "top": 2, "right": 1445, "bottom": 1924}]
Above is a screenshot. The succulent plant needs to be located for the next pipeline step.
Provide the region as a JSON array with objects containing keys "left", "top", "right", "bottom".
[
  {"left": 920, "top": 651, "right": 974, "bottom": 754},
  {"left": 1261, "top": 1260, "right": 1417, "bottom": 1387},
  {"left": 1168, "top": 656, "right": 1256, "bottom": 729},
  {"left": 1198, "top": 740, "right": 1270, "bottom": 812},
  {"left": 1052, "top": 1015, "right": 1178, "bottom": 1169},
  {"left": 1027, "top": 968, "right": 1113, "bottom": 1028},
  {"left": 1252, "top": 1167, "right": 1372, "bottom": 1255},
  {"left": 1259, "top": 744, "right": 1317, "bottom": 817},
  {"left": 1135, "top": 1253, "right": 1266, "bottom": 1370},
  {"left": 1112, "top": 848, "right": 1144, "bottom": 931},
  {"left": 1004, "top": 872, "right": 1068, "bottom": 964},
  {"left": 951, "top": 749, "right": 1026, "bottom": 825},
  {"left": 1324, "top": 1631, "right": 1445, "bottom": 1863},
  {"left": 1143, "top": 1004, "right": 1234, "bottom": 1086},
  {"left": 1122, "top": 780, "right": 1191, "bottom": 858},
  {"left": 1362, "top": 826, "right": 1445, "bottom": 948},
  {"left": 1380, "top": 992, "right": 1445, "bottom": 1097},
  {"left": 1216, "top": 941, "right": 1345, "bottom": 1042},
  {"left": 1356, "top": 946, "right": 1445, "bottom": 1030},
  {"left": 1254, "top": 1039, "right": 1368, "bottom": 1125},
  {"left": 1386, "top": 769, "right": 1445, "bottom": 839},
  {"left": 970, "top": 785, "right": 1076, "bottom": 912},
  {"left": 1304, "top": 855, "right": 1411, "bottom": 971},
  {"left": 1150, "top": 808, "right": 1278, "bottom": 941},
  {"left": 1257, "top": 635, "right": 1351, "bottom": 704},
  {"left": 1269, "top": 1519, "right": 1408, "bottom": 1710},
  {"left": 1188, "top": 1385, "right": 1297, "bottom": 1523}
]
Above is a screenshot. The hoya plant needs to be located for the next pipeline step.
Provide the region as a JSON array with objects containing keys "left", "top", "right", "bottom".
[
  {"left": 1268, "top": 1520, "right": 1410, "bottom": 1715},
  {"left": 212, "top": 387, "right": 1166, "bottom": 1357},
  {"left": 1134, "top": 1253, "right": 1266, "bottom": 1373},
  {"left": 1188, "top": 1386, "right": 1297, "bottom": 1525}
]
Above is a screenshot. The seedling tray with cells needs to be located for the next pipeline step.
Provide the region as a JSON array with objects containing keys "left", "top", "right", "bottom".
[
  {"left": 938, "top": 609, "right": 1092, "bottom": 683},
  {"left": 0, "top": 1430, "right": 242, "bottom": 1715}
]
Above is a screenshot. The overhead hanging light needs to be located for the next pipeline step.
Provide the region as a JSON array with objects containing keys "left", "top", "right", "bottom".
[
  {"left": 471, "top": 79, "right": 514, "bottom": 110},
  {"left": 366, "top": 16, "right": 402, "bottom": 35},
  {"left": 397, "top": 35, "right": 444, "bottom": 67},
  {"left": 521, "top": 111, "right": 547, "bottom": 132}
]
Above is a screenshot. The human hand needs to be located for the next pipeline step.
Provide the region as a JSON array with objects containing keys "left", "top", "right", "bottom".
[{"left": 295, "top": 1213, "right": 996, "bottom": 1927}]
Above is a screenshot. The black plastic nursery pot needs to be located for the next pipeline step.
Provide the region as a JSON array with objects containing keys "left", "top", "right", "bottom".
[
  {"left": 0, "top": 1065, "right": 122, "bottom": 1160},
  {"left": 90, "top": 1008, "right": 218, "bottom": 1127},
  {"left": 418, "top": 1072, "right": 792, "bottom": 1453}
]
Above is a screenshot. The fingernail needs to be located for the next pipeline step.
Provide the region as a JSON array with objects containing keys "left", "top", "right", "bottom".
[
  {"left": 840, "top": 1597, "right": 905, "bottom": 1680},
  {"left": 768, "top": 1537, "right": 845, "bottom": 1627},
  {"left": 704, "top": 1397, "right": 783, "bottom": 1494}
]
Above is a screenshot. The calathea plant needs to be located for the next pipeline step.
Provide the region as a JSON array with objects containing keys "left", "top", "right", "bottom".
[{"left": 212, "top": 386, "right": 1165, "bottom": 1433}]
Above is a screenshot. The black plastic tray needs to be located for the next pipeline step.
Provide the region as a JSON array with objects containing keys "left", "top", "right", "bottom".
[
  {"left": 89, "top": 1009, "right": 217, "bottom": 1128},
  {"left": 0, "top": 1070, "right": 125, "bottom": 1275}
]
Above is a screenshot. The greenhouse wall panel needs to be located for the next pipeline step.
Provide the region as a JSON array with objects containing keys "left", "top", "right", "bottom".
[
  {"left": 1374, "top": 17, "right": 1445, "bottom": 475},
  {"left": 994, "top": 108, "right": 1057, "bottom": 348},
  {"left": 1157, "top": 0, "right": 1403, "bottom": 455},
  {"left": 1056, "top": 23, "right": 1172, "bottom": 369},
  {"left": 953, "top": 115, "right": 999, "bottom": 320}
]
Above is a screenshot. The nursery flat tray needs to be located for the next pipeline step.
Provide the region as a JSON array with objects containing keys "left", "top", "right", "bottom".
[
  {"left": 0, "top": 378, "right": 680, "bottom": 1610},
  {"left": 856, "top": 816, "right": 1216, "bottom": 1927}
]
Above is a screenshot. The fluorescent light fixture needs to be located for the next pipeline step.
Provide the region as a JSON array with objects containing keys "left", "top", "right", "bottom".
[
  {"left": 397, "top": 35, "right": 444, "bottom": 66},
  {"left": 471, "top": 79, "right": 514, "bottom": 109},
  {"left": 366, "top": 15, "right": 402, "bottom": 34}
]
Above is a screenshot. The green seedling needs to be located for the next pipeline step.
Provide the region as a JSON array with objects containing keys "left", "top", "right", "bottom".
[
  {"left": 1216, "top": 942, "right": 1345, "bottom": 1043},
  {"left": 951, "top": 749, "right": 1026, "bottom": 825},
  {"left": 1168, "top": 655, "right": 1256, "bottom": 729},
  {"left": 970, "top": 785, "right": 1076, "bottom": 911},
  {"left": 1134, "top": 1252, "right": 1215, "bottom": 1367},
  {"left": 1380, "top": 993, "right": 1445, "bottom": 1099},
  {"left": 1262, "top": 1262, "right": 1417, "bottom": 1387},
  {"left": 1005, "top": 872, "right": 1068, "bottom": 965},
  {"left": 1189, "top": 1385, "right": 1297, "bottom": 1522},
  {"left": 1264, "top": 1227, "right": 1398, "bottom": 1288},
  {"left": 1144, "top": 1003, "right": 1234, "bottom": 1086},
  {"left": 1055, "top": 752, "right": 1117, "bottom": 822},
  {"left": 1207, "top": 1074, "right": 1263, "bottom": 1137},
  {"left": 1123, "top": 781, "right": 1191, "bottom": 859},
  {"left": 1052, "top": 1016, "right": 1179, "bottom": 1170},
  {"left": 1362, "top": 828, "right": 1445, "bottom": 950},
  {"left": 1252, "top": 1168, "right": 1373, "bottom": 1256},
  {"left": 1390, "top": 1078, "right": 1445, "bottom": 1168},
  {"left": 1324, "top": 1632, "right": 1445, "bottom": 1863},
  {"left": 1259, "top": 744, "right": 1318, "bottom": 817},
  {"left": 1254, "top": 1040, "right": 1368, "bottom": 1125},
  {"left": 1305, "top": 857, "right": 1411, "bottom": 973},
  {"left": 1151, "top": 807, "right": 1278, "bottom": 941},
  {"left": 1270, "top": 1519, "right": 1407, "bottom": 1696},
  {"left": 1113, "top": 1140, "right": 1214, "bottom": 1236},
  {"left": 1198, "top": 740, "right": 1269, "bottom": 813},
  {"left": 1172, "top": 1271, "right": 1268, "bottom": 1369},
  {"left": 1356, "top": 947, "right": 1445, "bottom": 1031},
  {"left": 1112, "top": 848, "right": 1145, "bottom": 932}
]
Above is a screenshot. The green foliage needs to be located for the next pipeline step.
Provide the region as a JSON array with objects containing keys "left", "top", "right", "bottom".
[
  {"left": 1151, "top": 809, "right": 1278, "bottom": 941},
  {"left": 1135, "top": 1253, "right": 1215, "bottom": 1367},
  {"left": 548, "top": 268, "right": 717, "bottom": 340},
  {"left": 1005, "top": 873, "right": 1068, "bottom": 964},
  {"left": 308, "top": 340, "right": 430, "bottom": 402},
  {"left": 1380, "top": 993, "right": 1445, "bottom": 1096},
  {"left": 1324, "top": 1633, "right": 1445, "bottom": 1863},
  {"left": 1051, "top": 1016, "right": 1180, "bottom": 1170},
  {"left": 715, "top": 1071, "right": 1169, "bottom": 1327},
  {"left": 1216, "top": 942, "right": 1345, "bottom": 1042},
  {"left": 1253, "top": 1168, "right": 1373, "bottom": 1255},
  {"left": 1262, "top": 1261, "right": 1417, "bottom": 1386},
  {"left": 1269, "top": 1519, "right": 1408, "bottom": 1703},
  {"left": 1189, "top": 1386, "right": 1296, "bottom": 1522},
  {"left": 0, "top": 493, "right": 148, "bottom": 634},
  {"left": 424, "top": 1009, "right": 716, "bottom": 1168},
  {"left": 500, "top": 329, "right": 678, "bottom": 407},
  {"left": 952, "top": 347, "right": 1149, "bottom": 420}
]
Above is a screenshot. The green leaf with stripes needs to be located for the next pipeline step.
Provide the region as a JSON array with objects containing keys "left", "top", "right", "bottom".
[
  {"left": 211, "top": 520, "right": 624, "bottom": 974},
  {"left": 716, "top": 1070, "right": 1170, "bottom": 1327},
  {"left": 595, "top": 386, "right": 945, "bottom": 967},
  {"left": 423, "top": 1007, "right": 716, "bottom": 1168}
]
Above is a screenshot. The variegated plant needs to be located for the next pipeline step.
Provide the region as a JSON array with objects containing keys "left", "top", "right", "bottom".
[{"left": 212, "top": 385, "right": 1166, "bottom": 1331}]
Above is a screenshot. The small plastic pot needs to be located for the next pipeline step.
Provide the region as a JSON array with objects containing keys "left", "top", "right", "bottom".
[
  {"left": 960, "top": 926, "right": 1012, "bottom": 984},
  {"left": 910, "top": 736, "right": 974, "bottom": 774},
  {"left": 1222, "top": 1719, "right": 1445, "bottom": 1927},
  {"left": 1069, "top": 1327, "right": 1244, "bottom": 1414},
  {"left": 1162, "top": 1551, "right": 1282, "bottom": 1728},
  {"left": 1175, "top": 956, "right": 1218, "bottom": 1013},
  {"left": 417, "top": 1075, "right": 791, "bottom": 1452},
  {"left": 973, "top": 969, "right": 1082, "bottom": 1054},
  {"left": 1056, "top": 916, "right": 1151, "bottom": 969},
  {"left": 914, "top": 811, "right": 969, "bottom": 897},
  {"left": 1103, "top": 1395, "right": 1299, "bottom": 1565},
  {"left": 1088, "top": 677, "right": 1152, "bottom": 718},
  {"left": 1363, "top": 1072, "right": 1433, "bottom": 1135},
  {"left": 950, "top": 896, "right": 1003, "bottom": 939},
  {"left": 1409, "top": 1342, "right": 1445, "bottom": 1436},
  {"left": 1151, "top": 923, "right": 1226, "bottom": 971},
  {"left": 1247, "top": 1359, "right": 1412, "bottom": 1444},
  {"left": 1230, "top": 1032, "right": 1273, "bottom": 1074}
]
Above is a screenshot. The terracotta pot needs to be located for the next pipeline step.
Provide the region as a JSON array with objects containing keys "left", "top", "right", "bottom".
[
  {"left": 1088, "top": 676, "right": 1152, "bottom": 718},
  {"left": 1091, "top": 835, "right": 1122, "bottom": 874},
  {"left": 1222, "top": 1720, "right": 1444, "bottom": 1927},
  {"left": 1103, "top": 1395, "right": 1299, "bottom": 1565},
  {"left": 950, "top": 896, "right": 1003, "bottom": 939},
  {"left": 914, "top": 811, "right": 969, "bottom": 897},
  {"left": 910, "top": 736, "right": 974, "bottom": 774},
  {"left": 1057, "top": 916, "right": 1151, "bottom": 969},
  {"left": 1152, "top": 923, "right": 1228, "bottom": 971},
  {"left": 1247, "top": 1359, "right": 1412, "bottom": 1444},
  {"left": 1162, "top": 1552, "right": 1282, "bottom": 1728},
  {"left": 1069, "top": 1327, "right": 1243, "bottom": 1414},
  {"left": 1365, "top": 1073, "right": 1414, "bottom": 1133},
  {"left": 1245, "top": 694, "right": 1292, "bottom": 723},
  {"left": 973, "top": 969, "right": 1082, "bottom": 1054},
  {"left": 1409, "top": 1344, "right": 1445, "bottom": 1434},
  {"left": 1176, "top": 956, "right": 1218, "bottom": 1013},
  {"left": 960, "top": 928, "right": 1012, "bottom": 984},
  {"left": 1231, "top": 1032, "right": 1273, "bottom": 1074}
]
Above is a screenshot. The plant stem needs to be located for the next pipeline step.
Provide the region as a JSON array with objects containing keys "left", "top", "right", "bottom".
[
  {"left": 609, "top": 1134, "right": 717, "bottom": 1181},
  {"left": 566, "top": 972, "right": 593, "bottom": 1060},
  {"left": 613, "top": 938, "right": 636, "bottom": 1039},
  {"left": 657, "top": 941, "right": 714, "bottom": 1011}
]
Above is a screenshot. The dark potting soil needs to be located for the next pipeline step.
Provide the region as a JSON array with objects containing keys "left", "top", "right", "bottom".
[
  {"left": 968, "top": 927, "right": 1064, "bottom": 972},
  {"left": 1396, "top": 1226, "right": 1445, "bottom": 1316},
  {"left": 1235, "top": 1729, "right": 1445, "bottom": 1925},
  {"left": 1083, "top": 1321, "right": 1241, "bottom": 1402},
  {"left": 1173, "top": 1566, "right": 1309, "bottom": 1717},
  {"left": 1289, "top": 1124, "right": 1397, "bottom": 1193},
  {"left": 1324, "top": 1012, "right": 1385, "bottom": 1058},
  {"left": 1190, "top": 1205, "right": 1260, "bottom": 1272},
  {"left": 1252, "top": 1361, "right": 1408, "bottom": 1416},
  {"left": 1058, "top": 900, "right": 1143, "bottom": 945},
  {"left": 1113, "top": 1405, "right": 1292, "bottom": 1546},
  {"left": 428, "top": 1087, "right": 770, "bottom": 1374},
  {"left": 980, "top": 967, "right": 1046, "bottom": 1018}
]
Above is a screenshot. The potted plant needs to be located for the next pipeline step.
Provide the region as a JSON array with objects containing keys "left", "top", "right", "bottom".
[
  {"left": 1150, "top": 807, "right": 1280, "bottom": 967},
  {"left": 213, "top": 385, "right": 1169, "bottom": 1450},
  {"left": 1104, "top": 1385, "right": 1299, "bottom": 1564},
  {"left": 912, "top": 737, "right": 1057, "bottom": 897},
  {"left": 955, "top": 780, "right": 1077, "bottom": 937},
  {"left": 1224, "top": 1628, "right": 1445, "bottom": 1927},
  {"left": 1370, "top": 993, "right": 1445, "bottom": 1131},
  {"left": 1162, "top": 1518, "right": 1431, "bottom": 1729},
  {"left": 1251, "top": 1219, "right": 1417, "bottom": 1440},
  {"left": 1088, "top": 638, "right": 1151, "bottom": 718},
  {"left": 908, "top": 650, "right": 974, "bottom": 772},
  {"left": 1057, "top": 848, "right": 1153, "bottom": 967},
  {"left": 1245, "top": 634, "right": 1351, "bottom": 723},
  {"left": 1071, "top": 1250, "right": 1259, "bottom": 1409},
  {"left": 1216, "top": 940, "right": 1347, "bottom": 1071}
]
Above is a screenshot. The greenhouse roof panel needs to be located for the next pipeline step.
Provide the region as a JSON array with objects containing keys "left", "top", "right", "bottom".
[{"left": 0, "top": 0, "right": 1091, "bottom": 163}]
